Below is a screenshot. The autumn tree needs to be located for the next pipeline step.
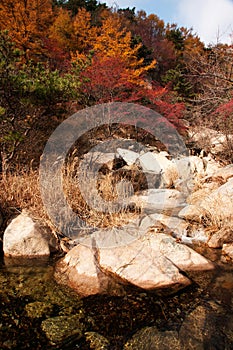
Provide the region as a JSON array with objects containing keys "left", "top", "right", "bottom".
[
  {"left": 0, "top": 0, "right": 53, "bottom": 59},
  {"left": 91, "top": 13, "right": 156, "bottom": 81},
  {"left": 73, "top": 7, "right": 96, "bottom": 53},
  {"left": 132, "top": 11, "right": 177, "bottom": 82},
  {"left": 49, "top": 8, "right": 76, "bottom": 53}
]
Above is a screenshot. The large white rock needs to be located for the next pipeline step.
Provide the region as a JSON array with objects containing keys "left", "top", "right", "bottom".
[
  {"left": 222, "top": 243, "right": 233, "bottom": 260},
  {"left": 3, "top": 212, "right": 51, "bottom": 257},
  {"left": 139, "top": 213, "right": 188, "bottom": 238},
  {"left": 55, "top": 229, "right": 214, "bottom": 296},
  {"left": 99, "top": 235, "right": 191, "bottom": 291},
  {"left": 138, "top": 152, "right": 163, "bottom": 173},
  {"left": 173, "top": 156, "right": 207, "bottom": 180},
  {"left": 138, "top": 152, "right": 178, "bottom": 188},
  {"left": 116, "top": 148, "right": 139, "bottom": 166},
  {"left": 148, "top": 233, "right": 213, "bottom": 271},
  {"left": 203, "top": 155, "right": 221, "bottom": 176},
  {"left": 99, "top": 232, "right": 213, "bottom": 290},
  {"left": 178, "top": 204, "right": 208, "bottom": 223},
  {"left": 130, "top": 189, "right": 186, "bottom": 215},
  {"left": 55, "top": 245, "right": 123, "bottom": 297},
  {"left": 199, "top": 177, "right": 233, "bottom": 223},
  {"left": 207, "top": 164, "right": 233, "bottom": 182}
]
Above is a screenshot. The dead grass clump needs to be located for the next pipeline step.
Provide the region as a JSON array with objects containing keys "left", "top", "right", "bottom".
[
  {"left": 0, "top": 168, "right": 48, "bottom": 225},
  {"left": 63, "top": 160, "right": 140, "bottom": 229},
  {"left": 0, "top": 159, "right": 140, "bottom": 235}
]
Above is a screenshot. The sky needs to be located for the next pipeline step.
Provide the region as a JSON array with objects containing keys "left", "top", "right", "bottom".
[{"left": 101, "top": 0, "right": 233, "bottom": 46}]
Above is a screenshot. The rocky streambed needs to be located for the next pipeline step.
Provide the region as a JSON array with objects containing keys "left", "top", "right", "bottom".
[
  {"left": 0, "top": 251, "right": 233, "bottom": 350},
  {"left": 1, "top": 139, "right": 233, "bottom": 348}
]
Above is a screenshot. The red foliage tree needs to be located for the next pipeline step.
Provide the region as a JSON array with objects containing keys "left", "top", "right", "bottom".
[{"left": 80, "top": 54, "right": 186, "bottom": 133}]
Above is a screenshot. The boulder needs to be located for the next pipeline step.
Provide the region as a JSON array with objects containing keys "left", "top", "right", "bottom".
[
  {"left": 199, "top": 177, "right": 233, "bottom": 223},
  {"left": 99, "top": 234, "right": 191, "bottom": 292},
  {"left": 178, "top": 204, "right": 208, "bottom": 223},
  {"left": 3, "top": 212, "right": 56, "bottom": 257},
  {"left": 130, "top": 188, "right": 186, "bottom": 216},
  {"left": 85, "top": 332, "right": 110, "bottom": 350},
  {"left": 207, "top": 228, "right": 233, "bottom": 248},
  {"left": 206, "top": 163, "right": 233, "bottom": 182},
  {"left": 55, "top": 244, "right": 125, "bottom": 297},
  {"left": 41, "top": 314, "right": 85, "bottom": 345},
  {"left": 55, "top": 225, "right": 214, "bottom": 296},
  {"left": 148, "top": 233, "right": 213, "bottom": 271},
  {"left": 203, "top": 155, "right": 221, "bottom": 176},
  {"left": 222, "top": 243, "right": 233, "bottom": 260},
  {"left": 116, "top": 148, "right": 139, "bottom": 166},
  {"left": 124, "top": 327, "right": 181, "bottom": 350},
  {"left": 138, "top": 152, "right": 178, "bottom": 188},
  {"left": 82, "top": 151, "right": 116, "bottom": 171},
  {"left": 139, "top": 213, "right": 188, "bottom": 238},
  {"left": 138, "top": 152, "right": 163, "bottom": 173}
]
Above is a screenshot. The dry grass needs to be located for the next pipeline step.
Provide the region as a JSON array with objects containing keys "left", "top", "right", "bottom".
[
  {"left": 0, "top": 160, "right": 140, "bottom": 235},
  {"left": 0, "top": 168, "right": 49, "bottom": 226},
  {"left": 63, "top": 158, "right": 139, "bottom": 229}
]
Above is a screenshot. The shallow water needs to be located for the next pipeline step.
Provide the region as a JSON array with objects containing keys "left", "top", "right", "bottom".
[{"left": 0, "top": 249, "right": 233, "bottom": 350}]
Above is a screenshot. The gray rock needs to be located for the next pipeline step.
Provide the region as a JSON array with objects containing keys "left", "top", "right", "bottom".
[
  {"left": 138, "top": 152, "right": 178, "bottom": 188},
  {"left": 3, "top": 212, "right": 54, "bottom": 257}
]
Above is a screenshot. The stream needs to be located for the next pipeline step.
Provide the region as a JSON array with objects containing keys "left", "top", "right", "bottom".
[{"left": 0, "top": 247, "right": 233, "bottom": 350}]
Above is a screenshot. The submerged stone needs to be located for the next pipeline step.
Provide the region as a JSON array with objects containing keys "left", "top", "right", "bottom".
[{"left": 41, "top": 313, "right": 86, "bottom": 345}]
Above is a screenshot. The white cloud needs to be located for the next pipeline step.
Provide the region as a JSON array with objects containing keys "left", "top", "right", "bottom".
[
  {"left": 101, "top": 0, "right": 233, "bottom": 45},
  {"left": 172, "top": 0, "right": 233, "bottom": 44},
  {"left": 102, "top": 0, "right": 151, "bottom": 11}
]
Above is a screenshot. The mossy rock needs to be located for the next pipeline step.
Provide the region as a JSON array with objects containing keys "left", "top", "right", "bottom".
[
  {"left": 41, "top": 313, "right": 86, "bottom": 345},
  {"left": 25, "top": 301, "right": 54, "bottom": 318},
  {"left": 85, "top": 331, "right": 110, "bottom": 349},
  {"left": 124, "top": 326, "right": 181, "bottom": 350}
]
